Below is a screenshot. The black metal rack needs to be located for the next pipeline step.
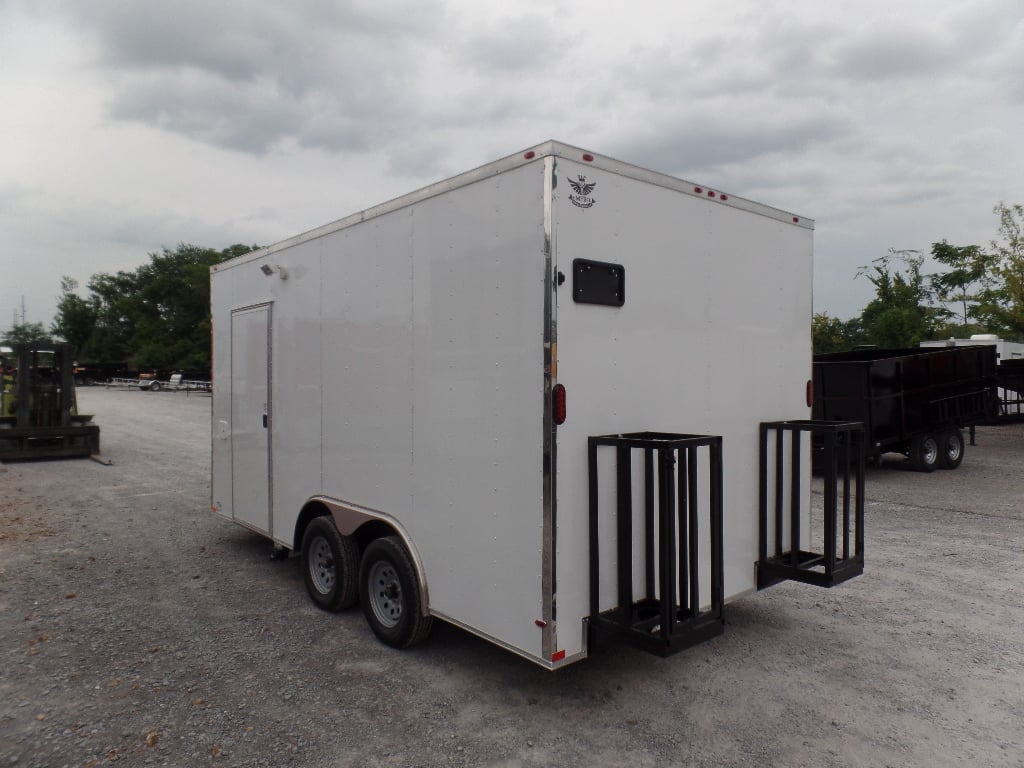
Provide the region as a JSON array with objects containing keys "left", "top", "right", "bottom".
[
  {"left": 757, "top": 420, "right": 865, "bottom": 589},
  {"left": 587, "top": 432, "right": 724, "bottom": 656}
]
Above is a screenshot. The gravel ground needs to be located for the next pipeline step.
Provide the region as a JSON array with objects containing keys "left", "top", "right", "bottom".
[{"left": 1, "top": 388, "right": 1022, "bottom": 768}]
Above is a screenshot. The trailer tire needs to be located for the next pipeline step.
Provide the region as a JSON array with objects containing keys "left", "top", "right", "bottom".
[
  {"left": 909, "top": 434, "right": 939, "bottom": 472},
  {"left": 149, "top": 381, "right": 162, "bottom": 392},
  {"left": 938, "top": 429, "right": 965, "bottom": 470},
  {"left": 301, "top": 516, "right": 359, "bottom": 612},
  {"left": 359, "top": 536, "right": 432, "bottom": 649}
]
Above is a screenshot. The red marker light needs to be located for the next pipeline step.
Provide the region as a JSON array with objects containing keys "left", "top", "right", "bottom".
[
  {"left": 707, "top": 190, "right": 716, "bottom": 198},
  {"left": 720, "top": 194, "right": 729, "bottom": 201},
  {"left": 551, "top": 650, "right": 566, "bottom": 662},
  {"left": 793, "top": 217, "right": 800, "bottom": 223},
  {"left": 524, "top": 151, "right": 536, "bottom": 159},
  {"left": 582, "top": 153, "right": 594, "bottom": 162},
  {"left": 553, "top": 384, "right": 567, "bottom": 425},
  {"left": 694, "top": 187, "right": 703, "bottom": 194}
]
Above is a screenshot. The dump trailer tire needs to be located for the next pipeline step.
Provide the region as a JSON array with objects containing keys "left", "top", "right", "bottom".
[
  {"left": 909, "top": 433, "right": 939, "bottom": 472},
  {"left": 301, "top": 516, "right": 359, "bottom": 611},
  {"left": 359, "top": 536, "right": 432, "bottom": 649},
  {"left": 938, "top": 429, "right": 965, "bottom": 470}
]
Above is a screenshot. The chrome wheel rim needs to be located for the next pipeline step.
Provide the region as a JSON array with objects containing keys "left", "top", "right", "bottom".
[
  {"left": 309, "top": 536, "right": 335, "bottom": 594},
  {"left": 922, "top": 437, "right": 938, "bottom": 466},
  {"left": 944, "top": 435, "right": 962, "bottom": 462},
  {"left": 367, "top": 560, "right": 402, "bottom": 628}
]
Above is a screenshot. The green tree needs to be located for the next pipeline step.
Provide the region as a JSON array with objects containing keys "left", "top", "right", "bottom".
[
  {"left": 69, "top": 243, "right": 258, "bottom": 369},
  {"left": 980, "top": 202, "right": 1024, "bottom": 338},
  {"left": 52, "top": 277, "right": 100, "bottom": 355},
  {"left": 812, "top": 312, "right": 864, "bottom": 354},
  {"left": 856, "top": 249, "right": 950, "bottom": 348},
  {"left": 129, "top": 244, "right": 230, "bottom": 368},
  {"left": 2, "top": 322, "right": 54, "bottom": 347},
  {"left": 814, "top": 203, "right": 1024, "bottom": 349},
  {"left": 86, "top": 269, "right": 143, "bottom": 363},
  {"left": 929, "top": 241, "right": 995, "bottom": 333}
]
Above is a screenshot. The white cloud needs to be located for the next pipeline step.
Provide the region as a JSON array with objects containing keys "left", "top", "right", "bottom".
[{"left": 1, "top": 0, "right": 1022, "bottom": 329}]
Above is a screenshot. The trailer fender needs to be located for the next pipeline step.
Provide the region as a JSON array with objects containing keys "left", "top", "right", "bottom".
[{"left": 301, "top": 496, "right": 431, "bottom": 616}]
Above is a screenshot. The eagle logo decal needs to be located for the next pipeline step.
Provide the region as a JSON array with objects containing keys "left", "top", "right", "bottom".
[{"left": 568, "top": 174, "right": 597, "bottom": 209}]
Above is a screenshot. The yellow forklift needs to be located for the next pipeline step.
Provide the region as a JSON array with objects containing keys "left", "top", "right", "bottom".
[{"left": 0, "top": 344, "right": 100, "bottom": 461}]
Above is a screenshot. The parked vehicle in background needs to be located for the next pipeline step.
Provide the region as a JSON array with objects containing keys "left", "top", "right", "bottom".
[
  {"left": 920, "top": 335, "right": 1024, "bottom": 417},
  {"left": 813, "top": 345, "right": 998, "bottom": 471},
  {"left": 72, "top": 362, "right": 130, "bottom": 386},
  {"left": 137, "top": 373, "right": 210, "bottom": 392}
]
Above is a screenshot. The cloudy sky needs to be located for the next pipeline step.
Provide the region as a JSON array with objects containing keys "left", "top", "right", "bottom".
[{"left": 2, "top": 0, "right": 1022, "bottom": 333}]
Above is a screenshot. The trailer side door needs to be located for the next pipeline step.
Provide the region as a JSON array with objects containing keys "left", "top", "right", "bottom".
[{"left": 230, "top": 304, "right": 273, "bottom": 534}]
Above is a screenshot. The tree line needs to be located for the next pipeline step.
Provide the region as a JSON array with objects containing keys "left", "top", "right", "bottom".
[
  {"left": 3, "top": 202, "right": 1022, "bottom": 365},
  {"left": 814, "top": 203, "right": 1024, "bottom": 353},
  {"left": 2, "top": 243, "right": 257, "bottom": 370}
]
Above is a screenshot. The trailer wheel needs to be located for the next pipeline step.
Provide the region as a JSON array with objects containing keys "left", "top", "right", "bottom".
[
  {"left": 301, "top": 516, "right": 359, "bottom": 611},
  {"left": 359, "top": 536, "right": 432, "bottom": 649},
  {"left": 909, "top": 434, "right": 939, "bottom": 472},
  {"left": 938, "top": 429, "right": 965, "bottom": 470},
  {"left": 149, "top": 381, "right": 162, "bottom": 392}
]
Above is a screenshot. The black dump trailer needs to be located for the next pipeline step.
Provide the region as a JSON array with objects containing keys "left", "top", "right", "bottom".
[
  {"left": 996, "top": 358, "right": 1024, "bottom": 417},
  {"left": 813, "top": 346, "right": 997, "bottom": 472}
]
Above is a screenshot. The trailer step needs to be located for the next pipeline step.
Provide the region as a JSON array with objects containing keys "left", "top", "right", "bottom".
[
  {"left": 758, "top": 420, "right": 865, "bottom": 589},
  {"left": 587, "top": 432, "right": 724, "bottom": 657}
]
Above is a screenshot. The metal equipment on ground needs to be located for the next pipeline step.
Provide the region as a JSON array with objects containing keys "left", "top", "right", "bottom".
[{"left": 0, "top": 344, "right": 101, "bottom": 461}]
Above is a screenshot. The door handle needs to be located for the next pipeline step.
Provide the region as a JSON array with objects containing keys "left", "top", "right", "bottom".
[{"left": 262, "top": 413, "right": 268, "bottom": 428}]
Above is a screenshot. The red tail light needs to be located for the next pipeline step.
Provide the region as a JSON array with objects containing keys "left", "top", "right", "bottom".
[{"left": 553, "top": 384, "right": 566, "bottom": 425}]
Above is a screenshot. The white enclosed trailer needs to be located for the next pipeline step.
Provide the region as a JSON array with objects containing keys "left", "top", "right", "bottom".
[
  {"left": 211, "top": 141, "right": 862, "bottom": 669},
  {"left": 920, "top": 334, "right": 1024, "bottom": 363}
]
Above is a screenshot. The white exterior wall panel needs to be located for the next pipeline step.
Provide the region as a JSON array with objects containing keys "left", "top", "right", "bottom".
[
  {"left": 270, "top": 239, "right": 324, "bottom": 547},
  {"left": 551, "top": 158, "right": 813, "bottom": 655},
  {"left": 212, "top": 253, "right": 277, "bottom": 528},
  {"left": 211, "top": 238, "right": 324, "bottom": 546},
  {"left": 320, "top": 214, "right": 415, "bottom": 522},
  {"left": 409, "top": 163, "right": 547, "bottom": 658}
]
